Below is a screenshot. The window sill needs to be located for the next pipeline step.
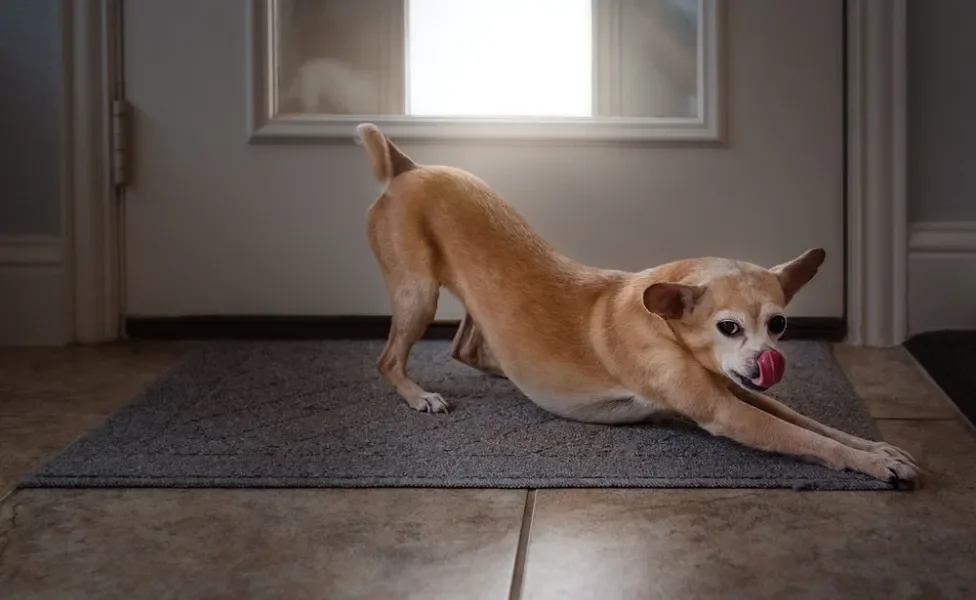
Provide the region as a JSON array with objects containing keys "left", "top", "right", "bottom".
[{"left": 247, "top": 114, "right": 724, "bottom": 145}]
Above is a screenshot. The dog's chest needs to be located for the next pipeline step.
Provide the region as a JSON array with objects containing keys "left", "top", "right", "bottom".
[{"left": 512, "top": 380, "right": 669, "bottom": 425}]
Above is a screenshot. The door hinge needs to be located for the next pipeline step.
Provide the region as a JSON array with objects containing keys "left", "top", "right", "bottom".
[{"left": 110, "top": 97, "right": 129, "bottom": 188}]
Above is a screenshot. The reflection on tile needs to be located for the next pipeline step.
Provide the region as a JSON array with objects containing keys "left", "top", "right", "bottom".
[
  {"left": 832, "top": 345, "right": 957, "bottom": 419},
  {"left": 0, "top": 488, "right": 525, "bottom": 600},
  {"left": 523, "top": 487, "right": 976, "bottom": 600},
  {"left": 0, "top": 415, "right": 103, "bottom": 503}
]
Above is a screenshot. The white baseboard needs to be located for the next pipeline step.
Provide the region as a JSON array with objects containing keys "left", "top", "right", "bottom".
[
  {"left": 908, "top": 222, "right": 976, "bottom": 336},
  {"left": 0, "top": 236, "right": 68, "bottom": 346}
]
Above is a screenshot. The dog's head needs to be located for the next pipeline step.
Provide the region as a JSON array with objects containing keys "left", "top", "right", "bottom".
[{"left": 641, "top": 248, "right": 826, "bottom": 392}]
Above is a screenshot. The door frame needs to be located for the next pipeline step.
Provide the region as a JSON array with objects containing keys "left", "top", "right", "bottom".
[
  {"left": 61, "top": 0, "right": 908, "bottom": 347},
  {"left": 844, "top": 0, "right": 908, "bottom": 347},
  {"left": 61, "top": 0, "right": 125, "bottom": 344}
]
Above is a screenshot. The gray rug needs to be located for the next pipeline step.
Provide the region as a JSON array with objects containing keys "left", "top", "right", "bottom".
[{"left": 21, "top": 341, "right": 893, "bottom": 491}]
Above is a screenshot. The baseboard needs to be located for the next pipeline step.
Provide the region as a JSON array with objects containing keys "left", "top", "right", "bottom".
[
  {"left": 0, "top": 236, "right": 67, "bottom": 346},
  {"left": 908, "top": 221, "right": 976, "bottom": 335},
  {"left": 125, "top": 315, "right": 846, "bottom": 342}
]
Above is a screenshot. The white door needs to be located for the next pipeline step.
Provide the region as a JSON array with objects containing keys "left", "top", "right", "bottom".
[{"left": 122, "top": 0, "right": 844, "bottom": 324}]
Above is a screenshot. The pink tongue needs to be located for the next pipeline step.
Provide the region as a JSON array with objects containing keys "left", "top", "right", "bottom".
[{"left": 754, "top": 350, "right": 785, "bottom": 387}]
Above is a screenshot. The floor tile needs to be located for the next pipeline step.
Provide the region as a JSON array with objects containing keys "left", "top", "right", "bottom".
[
  {"left": 0, "top": 415, "right": 104, "bottom": 503},
  {"left": 0, "top": 488, "right": 526, "bottom": 600},
  {"left": 1, "top": 341, "right": 973, "bottom": 600},
  {"left": 1, "top": 388, "right": 136, "bottom": 419},
  {"left": 832, "top": 345, "right": 958, "bottom": 419},
  {"left": 0, "top": 342, "right": 192, "bottom": 417},
  {"left": 522, "top": 486, "right": 976, "bottom": 600},
  {"left": 876, "top": 418, "right": 976, "bottom": 490}
]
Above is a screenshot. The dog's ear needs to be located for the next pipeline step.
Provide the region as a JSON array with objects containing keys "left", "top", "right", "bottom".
[
  {"left": 642, "top": 283, "right": 705, "bottom": 320},
  {"left": 769, "top": 248, "right": 826, "bottom": 304}
]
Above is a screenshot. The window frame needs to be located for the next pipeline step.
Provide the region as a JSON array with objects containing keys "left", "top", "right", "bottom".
[{"left": 247, "top": 0, "right": 725, "bottom": 144}]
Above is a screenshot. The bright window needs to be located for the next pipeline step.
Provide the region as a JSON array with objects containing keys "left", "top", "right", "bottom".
[{"left": 405, "top": 0, "right": 592, "bottom": 117}]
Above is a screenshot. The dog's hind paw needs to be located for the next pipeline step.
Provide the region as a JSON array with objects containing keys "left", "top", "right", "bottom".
[{"left": 413, "top": 392, "right": 450, "bottom": 414}]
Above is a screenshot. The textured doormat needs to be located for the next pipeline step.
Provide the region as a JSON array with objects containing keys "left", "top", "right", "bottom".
[
  {"left": 21, "top": 340, "right": 893, "bottom": 491},
  {"left": 905, "top": 329, "right": 976, "bottom": 428}
]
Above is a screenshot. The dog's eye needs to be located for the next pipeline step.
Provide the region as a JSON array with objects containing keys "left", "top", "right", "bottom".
[
  {"left": 716, "top": 320, "right": 741, "bottom": 337},
  {"left": 768, "top": 315, "right": 787, "bottom": 335}
]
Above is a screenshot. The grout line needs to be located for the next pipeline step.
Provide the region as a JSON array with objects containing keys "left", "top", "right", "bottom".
[{"left": 508, "top": 489, "right": 537, "bottom": 600}]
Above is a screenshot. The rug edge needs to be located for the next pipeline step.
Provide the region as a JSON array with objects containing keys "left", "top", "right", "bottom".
[{"left": 18, "top": 475, "right": 894, "bottom": 491}]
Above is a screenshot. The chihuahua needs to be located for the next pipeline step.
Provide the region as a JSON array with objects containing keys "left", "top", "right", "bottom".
[{"left": 355, "top": 123, "right": 919, "bottom": 488}]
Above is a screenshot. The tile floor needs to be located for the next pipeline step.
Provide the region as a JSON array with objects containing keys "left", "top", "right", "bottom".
[{"left": 0, "top": 342, "right": 974, "bottom": 599}]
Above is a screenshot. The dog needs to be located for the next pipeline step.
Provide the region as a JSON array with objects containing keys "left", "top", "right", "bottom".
[{"left": 354, "top": 123, "right": 920, "bottom": 488}]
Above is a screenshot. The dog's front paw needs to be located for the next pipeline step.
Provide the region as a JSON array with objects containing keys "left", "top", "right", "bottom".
[
  {"left": 863, "top": 449, "right": 921, "bottom": 490},
  {"left": 884, "top": 456, "right": 921, "bottom": 490},
  {"left": 868, "top": 441, "right": 919, "bottom": 470},
  {"left": 412, "top": 392, "right": 450, "bottom": 414}
]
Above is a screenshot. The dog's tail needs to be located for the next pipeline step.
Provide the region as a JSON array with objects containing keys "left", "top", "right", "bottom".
[{"left": 356, "top": 123, "right": 417, "bottom": 184}]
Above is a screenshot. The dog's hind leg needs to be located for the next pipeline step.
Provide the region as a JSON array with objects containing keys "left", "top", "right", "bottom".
[
  {"left": 377, "top": 276, "right": 450, "bottom": 413},
  {"left": 451, "top": 313, "right": 507, "bottom": 378}
]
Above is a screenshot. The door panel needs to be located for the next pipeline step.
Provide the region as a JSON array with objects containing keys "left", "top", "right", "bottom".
[{"left": 124, "top": 0, "right": 844, "bottom": 319}]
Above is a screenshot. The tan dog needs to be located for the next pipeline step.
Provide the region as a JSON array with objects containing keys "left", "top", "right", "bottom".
[{"left": 355, "top": 123, "right": 920, "bottom": 488}]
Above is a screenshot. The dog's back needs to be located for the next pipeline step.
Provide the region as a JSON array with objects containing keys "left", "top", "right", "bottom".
[
  {"left": 356, "top": 124, "right": 585, "bottom": 299},
  {"left": 355, "top": 124, "right": 620, "bottom": 390}
]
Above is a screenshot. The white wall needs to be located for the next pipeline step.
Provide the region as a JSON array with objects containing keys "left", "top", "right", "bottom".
[
  {"left": 0, "top": 0, "right": 67, "bottom": 346},
  {"left": 907, "top": 0, "right": 976, "bottom": 335},
  {"left": 123, "top": 0, "right": 846, "bottom": 320}
]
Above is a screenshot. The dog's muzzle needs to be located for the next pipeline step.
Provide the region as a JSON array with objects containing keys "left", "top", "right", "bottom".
[{"left": 730, "top": 350, "right": 786, "bottom": 392}]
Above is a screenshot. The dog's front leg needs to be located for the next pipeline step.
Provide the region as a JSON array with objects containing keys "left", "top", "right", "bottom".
[
  {"left": 634, "top": 365, "right": 920, "bottom": 487},
  {"left": 727, "top": 385, "right": 919, "bottom": 469}
]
